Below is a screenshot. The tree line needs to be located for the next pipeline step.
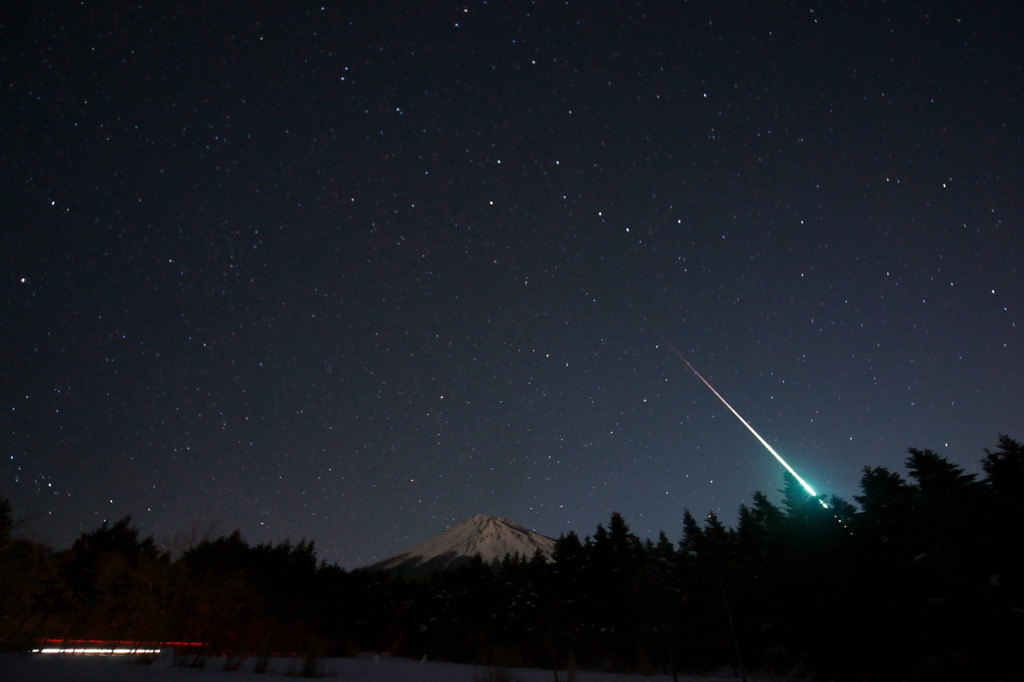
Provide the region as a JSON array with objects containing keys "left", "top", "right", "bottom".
[{"left": 1, "top": 435, "right": 1022, "bottom": 680}]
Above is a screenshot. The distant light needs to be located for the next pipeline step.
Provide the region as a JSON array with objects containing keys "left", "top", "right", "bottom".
[
  {"left": 34, "top": 639, "right": 205, "bottom": 655},
  {"left": 35, "top": 647, "right": 161, "bottom": 655}
]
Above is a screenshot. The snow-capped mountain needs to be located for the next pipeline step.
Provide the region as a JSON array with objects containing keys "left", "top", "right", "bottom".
[{"left": 368, "top": 514, "right": 556, "bottom": 577}]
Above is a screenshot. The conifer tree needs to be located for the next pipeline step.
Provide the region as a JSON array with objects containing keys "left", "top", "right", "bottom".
[
  {"left": 702, "top": 512, "right": 730, "bottom": 556},
  {"left": 680, "top": 509, "right": 703, "bottom": 558},
  {"left": 0, "top": 500, "right": 11, "bottom": 550},
  {"left": 981, "top": 435, "right": 1024, "bottom": 511},
  {"left": 652, "top": 530, "right": 675, "bottom": 563},
  {"left": 981, "top": 436, "right": 1024, "bottom": 606},
  {"left": 552, "top": 530, "right": 583, "bottom": 566},
  {"left": 0, "top": 501, "right": 48, "bottom": 648}
]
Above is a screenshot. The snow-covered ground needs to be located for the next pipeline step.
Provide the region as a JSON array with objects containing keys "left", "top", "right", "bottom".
[{"left": 0, "top": 651, "right": 759, "bottom": 682}]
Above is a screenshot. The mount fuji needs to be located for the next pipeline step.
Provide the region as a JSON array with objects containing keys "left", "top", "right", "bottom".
[{"left": 367, "top": 514, "right": 557, "bottom": 577}]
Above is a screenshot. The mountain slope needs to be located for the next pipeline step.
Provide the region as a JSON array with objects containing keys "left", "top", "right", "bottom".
[{"left": 367, "top": 514, "right": 556, "bottom": 577}]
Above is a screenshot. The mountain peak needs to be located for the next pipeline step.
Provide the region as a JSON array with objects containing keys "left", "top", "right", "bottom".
[{"left": 367, "top": 515, "right": 556, "bottom": 577}]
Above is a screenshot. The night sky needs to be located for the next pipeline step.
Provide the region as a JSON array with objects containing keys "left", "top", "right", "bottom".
[{"left": 3, "top": 2, "right": 1021, "bottom": 568}]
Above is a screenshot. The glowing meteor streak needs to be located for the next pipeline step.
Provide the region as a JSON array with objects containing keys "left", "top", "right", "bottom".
[{"left": 658, "top": 337, "right": 825, "bottom": 505}]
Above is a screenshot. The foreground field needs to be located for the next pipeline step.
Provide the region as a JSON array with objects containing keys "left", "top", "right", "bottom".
[{"left": 0, "top": 652, "right": 769, "bottom": 682}]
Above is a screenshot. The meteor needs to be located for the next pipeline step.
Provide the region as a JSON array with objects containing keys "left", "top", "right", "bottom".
[{"left": 658, "top": 336, "right": 826, "bottom": 507}]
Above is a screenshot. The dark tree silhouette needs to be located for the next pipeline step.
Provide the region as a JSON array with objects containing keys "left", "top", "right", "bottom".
[{"left": 4, "top": 435, "right": 1022, "bottom": 680}]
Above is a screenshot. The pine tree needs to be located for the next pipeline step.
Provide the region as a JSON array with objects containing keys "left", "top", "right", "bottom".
[
  {"left": 552, "top": 530, "right": 583, "bottom": 565},
  {"left": 0, "top": 500, "right": 11, "bottom": 551},
  {"left": 653, "top": 530, "right": 675, "bottom": 563},
  {"left": 981, "top": 435, "right": 1024, "bottom": 511},
  {"left": 0, "top": 501, "right": 48, "bottom": 648},
  {"left": 702, "top": 512, "right": 730, "bottom": 556},
  {"left": 680, "top": 509, "right": 703, "bottom": 558},
  {"left": 981, "top": 436, "right": 1024, "bottom": 594},
  {"left": 906, "top": 447, "right": 978, "bottom": 495}
]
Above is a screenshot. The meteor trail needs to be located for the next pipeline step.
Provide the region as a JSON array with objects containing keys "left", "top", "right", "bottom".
[{"left": 657, "top": 336, "right": 826, "bottom": 505}]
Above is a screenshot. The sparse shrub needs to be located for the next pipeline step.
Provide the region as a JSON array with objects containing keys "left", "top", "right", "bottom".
[
  {"left": 295, "top": 637, "right": 328, "bottom": 678},
  {"left": 298, "top": 653, "right": 324, "bottom": 678},
  {"left": 474, "top": 666, "right": 519, "bottom": 682}
]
